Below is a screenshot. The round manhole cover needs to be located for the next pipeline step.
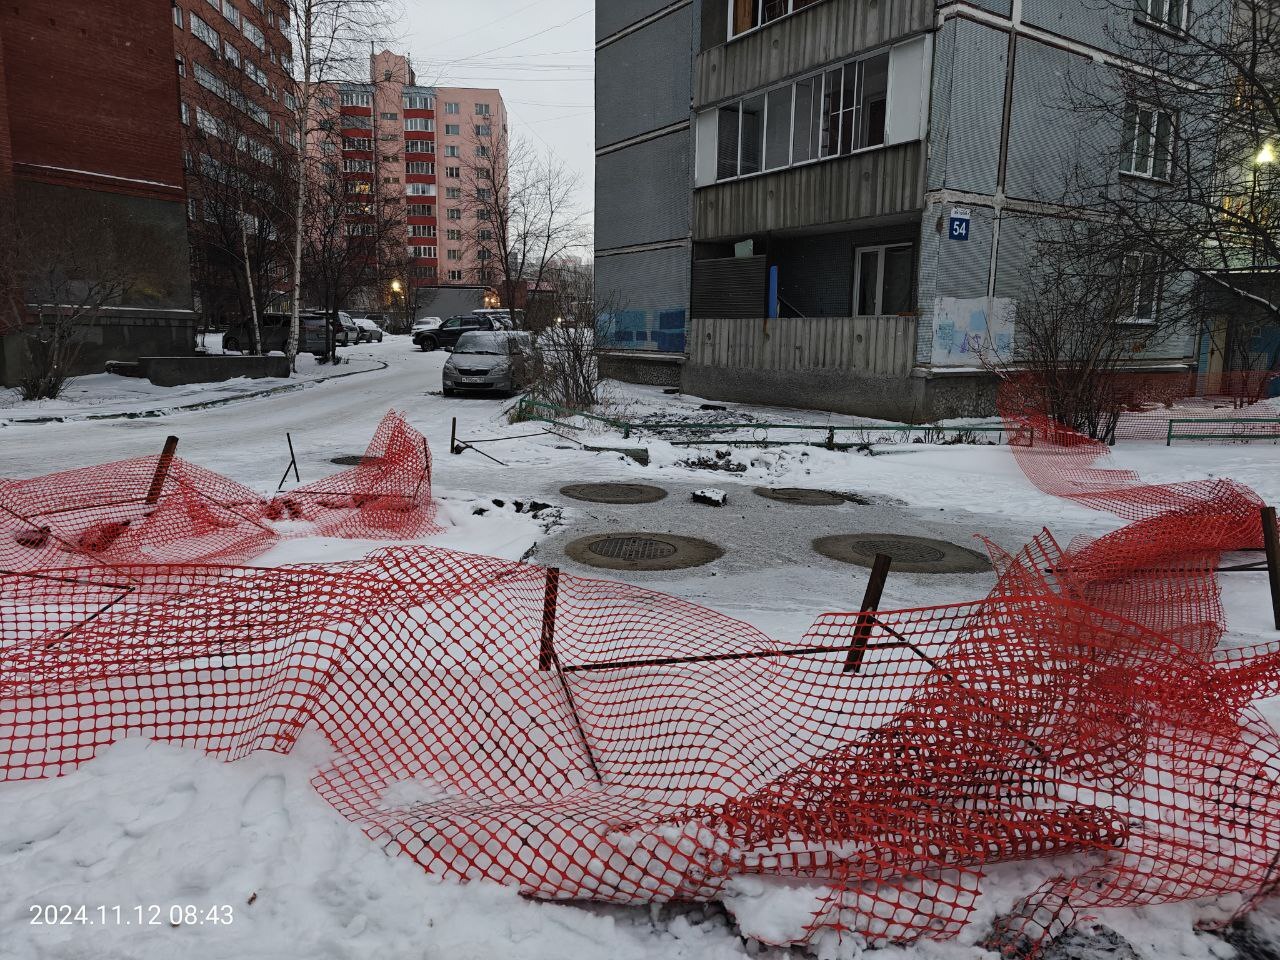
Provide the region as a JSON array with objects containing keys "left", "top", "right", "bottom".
[
  {"left": 565, "top": 532, "right": 723, "bottom": 571},
  {"left": 560, "top": 482, "right": 668, "bottom": 504},
  {"left": 331, "top": 455, "right": 382, "bottom": 467},
  {"left": 588, "top": 536, "right": 679, "bottom": 561},
  {"left": 813, "top": 533, "right": 991, "bottom": 574},
  {"left": 754, "top": 487, "right": 870, "bottom": 506}
]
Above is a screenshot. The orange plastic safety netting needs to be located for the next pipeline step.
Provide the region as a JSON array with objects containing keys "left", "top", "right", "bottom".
[
  {"left": 0, "top": 410, "right": 439, "bottom": 572},
  {"left": 1, "top": 397, "right": 1279, "bottom": 955}
]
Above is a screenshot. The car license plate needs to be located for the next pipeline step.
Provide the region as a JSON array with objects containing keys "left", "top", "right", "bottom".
[{"left": 461, "top": 377, "right": 486, "bottom": 384}]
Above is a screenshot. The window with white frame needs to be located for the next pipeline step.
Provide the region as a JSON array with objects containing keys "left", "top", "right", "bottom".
[
  {"left": 445, "top": 145, "right": 459, "bottom": 157},
  {"left": 341, "top": 91, "right": 372, "bottom": 108},
  {"left": 406, "top": 117, "right": 434, "bottom": 131},
  {"left": 447, "top": 249, "right": 462, "bottom": 260},
  {"left": 380, "top": 112, "right": 398, "bottom": 121},
  {"left": 446, "top": 208, "right": 461, "bottom": 220},
  {"left": 241, "top": 18, "right": 264, "bottom": 49},
  {"left": 220, "top": 0, "right": 240, "bottom": 26},
  {"left": 730, "top": 0, "right": 825, "bottom": 39},
  {"left": 176, "top": 54, "right": 185, "bottom": 77},
  {"left": 446, "top": 228, "right": 462, "bottom": 241},
  {"left": 1122, "top": 103, "right": 1175, "bottom": 179},
  {"left": 474, "top": 103, "right": 490, "bottom": 116},
  {"left": 475, "top": 125, "right": 492, "bottom": 137},
  {"left": 1136, "top": 0, "right": 1187, "bottom": 31},
  {"left": 407, "top": 161, "right": 435, "bottom": 174},
  {"left": 406, "top": 139, "right": 434, "bottom": 153},
  {"left": 445, "top": 102, "right": 460, "bottom": 114},
  {"left": 447, "top": 269, "right": 464, "bottom": 281},
  {"left": 475, "top": 187, "right": 492, "bottom": 201},
  {"left": 444, "top": 123, "right": 460, "bottom": 136},
  {"left": 475, "top": 145, "right": 490, "bottom": 157},
  {"left": 1121, "top": 252, "right": 1160, "bottom": 322},
  {"left": 343, "top": 114, "right": 373, "bottom": 129},
  {"left": 853, "top": 243, "right": 915, "bottom": 316},
  {"left": 407, "top": 183, "right": 437, "bottom": 196},
  {"left": 223, "top": 43, "right": 241, "bottom": 68},
  {"left": 713, "top": 50, "right": 888, "bottom": 181},
  {"left": 411, "top": 245, "right": 438, "bottom": 259},
  {"left": 409, "top": 224, "right": 437, "bottom": 237},
  {"left": 478, "top": 229, "right": 494, "bottom": 242},
  {"left": 445, "top": 165, "right": 460, "bottom": 178},
  {"left": 404, "top": 93, "right": 434, "bottom": 110},
  {"left": 343, "top": 158, "right": 373, "bottom": 172},
  {"left": 191, "top": 14, "right": 219, "bottom": 49},
  {"left": 181, "top": 102, "right": 190, "bottom": 125},
  {"left": 446, "top": 187, "right": 462, "bottom": 199},
  {"left": 173, "top": 5, "right": 183, "bottom": 27},
  {"left": 343, "top": 136, "right": 373, "bottom": 151},
  {"left": 408, "top": 203, "right": 434, "bottom": 217}
]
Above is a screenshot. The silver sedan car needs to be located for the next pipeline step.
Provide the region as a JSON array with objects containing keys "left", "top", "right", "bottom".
[{"left": 442, "top": 331, "right": 532, "bottom": 396}]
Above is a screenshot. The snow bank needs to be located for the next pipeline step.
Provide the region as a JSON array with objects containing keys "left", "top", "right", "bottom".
[{"left": 0, "top": 735, "right": 753, "bottom": 960}]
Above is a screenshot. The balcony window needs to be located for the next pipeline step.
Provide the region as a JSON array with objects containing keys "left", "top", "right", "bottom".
[
  {"left": 731, "top": 0, "right": 825, "bottom": 38},
  {"left": 712, "top": 50, "right": 888, "bottom": 182},
  {"left": 1122, "top": 103, "right": 1175, "bottom": 180}
]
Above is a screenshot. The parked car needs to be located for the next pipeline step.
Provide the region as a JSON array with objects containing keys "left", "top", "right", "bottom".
[
  {"left": 363, "top": 313, "right": 389, "bottom": 329},
  {"left": 333, "top": 311, "right": 359, "bottom": 346},
  {"left": 411, "top": 317, "right": 442, "bottom": 337},
  {"left": 414, "top": 314, "right": 503, "bottom": 352},
  {"left": 352, "top": 317, "right": 384, "bottom": 342},
  {"left": 221, "top": 312, "right": 329, "bottom": 356},
  {"left": 442, "top": 331, "right": 533, "bottom": 396}
]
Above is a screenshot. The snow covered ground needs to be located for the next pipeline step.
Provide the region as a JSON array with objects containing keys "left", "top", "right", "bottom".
[{"left": 2, "top": 334, "right": 1279, "bottom": 958}]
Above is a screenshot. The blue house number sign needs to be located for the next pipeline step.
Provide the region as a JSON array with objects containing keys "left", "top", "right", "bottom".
[{"left": 948, "top": 207, "right": 971, "bottom": 241}]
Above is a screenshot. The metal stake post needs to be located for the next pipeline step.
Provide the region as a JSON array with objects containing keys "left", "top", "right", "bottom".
[
  {"left": 844, "top": 553, "right": 892, "bottom": 674},
  {"left": 145, "top": 436, "right": 180, "bottom": 505},
  {"left": 1263, "top": 506, "right": 1280, "bottom": 631}
]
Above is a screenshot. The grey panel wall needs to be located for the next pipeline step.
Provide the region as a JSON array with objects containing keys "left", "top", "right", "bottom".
[
  {"left": 597, "top": 0, "right": 688, "bottom": 40},
  {"left": 596, "top": 245, "right": 691, "bottom": 352},
  {"left": 596, "top": 5, "right": 694, "bottom": 146},
  {"left": 597, "top": 131, "right": 694, "bottom": 249},
  {"left": 1004, "top": 39, "right": 1119, "bottom": 203},
  {"left": 936, "top": 204, "right": 995, "bottom": 299},
  {"left": 694, "top": 143, "right": 925, "bottom": 239},
  {"left": 926, "top": 18, "right": 1005, "bottom": 195},
  {"left": 694, "top": 0, "right": 933, "bottom": 107},
  {"left": 1019, "top": 0, "right": 1118, "bottom": 51}
]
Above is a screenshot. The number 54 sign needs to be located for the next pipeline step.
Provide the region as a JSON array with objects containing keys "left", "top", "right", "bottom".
[{"left": 948, "top": 207, "right": 971, "bottom": 241}]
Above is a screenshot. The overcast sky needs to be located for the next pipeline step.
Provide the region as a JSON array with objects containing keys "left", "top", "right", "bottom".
[{"left": 397, "top": 1, "right": 596, "bottom": 224}]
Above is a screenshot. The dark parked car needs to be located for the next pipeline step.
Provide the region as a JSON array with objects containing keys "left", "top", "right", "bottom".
[
  {"left": 222, "top": 312, "right": 329, "bottom": 355},
  {"left": 442, "top": 331, "right": 533, "bottom": 396},
  {"left": 413, "top": 314, "right": 503, "bottom": 352}
]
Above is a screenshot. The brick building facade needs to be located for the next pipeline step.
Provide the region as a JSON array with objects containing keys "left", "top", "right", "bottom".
[{"left": 0, "top": 0, "right": 197, "bottom": 387}]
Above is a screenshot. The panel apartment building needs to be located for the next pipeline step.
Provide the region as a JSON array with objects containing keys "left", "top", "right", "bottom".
[
  {"left": 595, "top": 0, "right": 1200, "bottom": 420},
  {"left": 325, "top": 51, "right": 507, "bottom": 311},
  {"left": 0, "top": 0, "right": 196, "bottom": 387}
]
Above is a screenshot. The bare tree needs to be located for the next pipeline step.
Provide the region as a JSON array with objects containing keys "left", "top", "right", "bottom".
[
  {"left": 1, "top": 202, "right": 146, "bottom": 400},
  {"left": 459, "top": 126, "right": 586, "bottom": 323},
  {"left": 180, "top": 45, "right": 295, "bottom": 354},
  {"left": 278, "top": 0, "right": 401, "bottom": 366},
  {"left": 1068, "top": 0, "right": 1280, "bottom": 395},
  {"left": 522, "top": 259, "right": 626, "bottom": 409},
  {"left": 989, "top": 208, "right": 1195, "bottom": 440}
]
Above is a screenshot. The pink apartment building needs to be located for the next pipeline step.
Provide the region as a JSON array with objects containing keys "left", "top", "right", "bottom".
[{"left": 317, "top": 50, "right": 506, "bottom": 310}]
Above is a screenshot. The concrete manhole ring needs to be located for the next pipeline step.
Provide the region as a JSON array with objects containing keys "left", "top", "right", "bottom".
[
  {"left": 331, "top": 455, "right": 382, "bottom": 466},
  {"left": 565, "top": 532, "right": 723, "bottom": 571},
  {"left": 813, "top": 533, "right": 991, "bottom": 574},
  {"left": 754, "top": 487, "right": 870, "bottom": 506},
  {"left": 560, "top": 482, "right": 668, "bottom": 504}
]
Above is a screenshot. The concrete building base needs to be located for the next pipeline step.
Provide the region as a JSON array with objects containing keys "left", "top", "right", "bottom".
[
  {"left": 599, "top": 351, "right": 683, "bottom": 388},
  {"left": 1, "top": 313, "right": 198, "bottom": 389},
  {"left": 679, "top": 363, "right": 998, "bottom": 423},
  {"left": 111, "top": 354, "right": 292, "bottom": 387}
]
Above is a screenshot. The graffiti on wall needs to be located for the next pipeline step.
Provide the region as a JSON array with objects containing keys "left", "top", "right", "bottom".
[{"left": 930, "top": 296, "right": 1015, "bottom": 367}]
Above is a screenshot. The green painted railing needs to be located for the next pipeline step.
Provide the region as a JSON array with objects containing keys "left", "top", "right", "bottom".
[
  {"left": 513, "top": 397, "right": 1024, "bottom": 447},
  {"left": 1166, "top": 417, "right": 1280, "bottom": 445}
]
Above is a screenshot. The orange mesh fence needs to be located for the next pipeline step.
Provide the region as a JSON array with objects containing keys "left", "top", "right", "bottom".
[
  {"left": 2, "top": 396, "right": 1279, "bottom": 955},
  {"left": 1, "top": 548, "right": 1278, "bottom": 955},
  {"left": 0, "top": 410, "right": 438, "bottom": 572}
]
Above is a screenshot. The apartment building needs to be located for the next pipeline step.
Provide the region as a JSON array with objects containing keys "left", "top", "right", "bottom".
[
  {"left": 595, "top": 0, "right": 1202, "bottom": 419},
  {"left": 0, "top": 0, "right": 196, "bottom": 387},
  {"left": 173, "top": 0, "right": 295, "bottom": 319},
  {"left": 327, "top": 51, "right": 507, "bottom": 309}
]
